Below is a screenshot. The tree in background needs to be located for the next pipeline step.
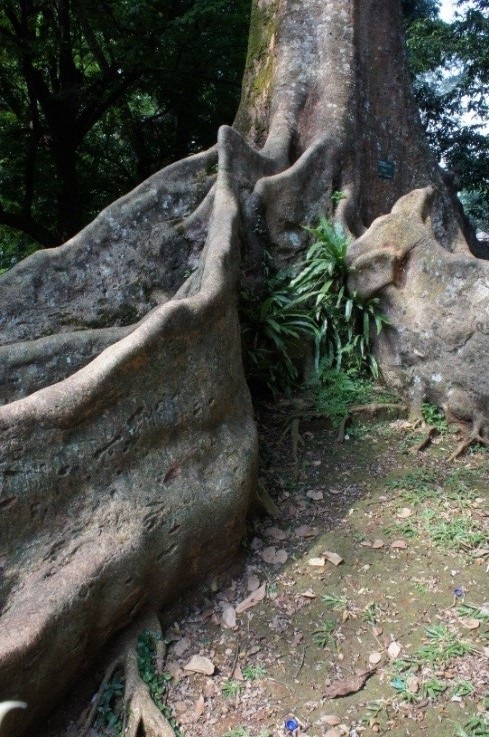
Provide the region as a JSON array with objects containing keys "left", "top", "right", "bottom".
[
  {"left": 0, "top": 0, "right": 250, "bottom": 263},
  {"left": 405, "top": 0, "right": 489, "bottom": 230}
]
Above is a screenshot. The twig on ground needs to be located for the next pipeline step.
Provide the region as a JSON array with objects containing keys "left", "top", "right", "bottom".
[{"left": 293, "top": 643, "right": 307, "bottom": 680}]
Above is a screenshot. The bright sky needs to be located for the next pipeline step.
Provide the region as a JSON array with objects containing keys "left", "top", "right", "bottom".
[{"left": 438, "top": 0, "right": 457, "bottom": 22}]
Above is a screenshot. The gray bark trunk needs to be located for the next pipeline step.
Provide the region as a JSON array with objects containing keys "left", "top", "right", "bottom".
[{"left": 0, "top": 2, "right": 488, "bottom": 734}]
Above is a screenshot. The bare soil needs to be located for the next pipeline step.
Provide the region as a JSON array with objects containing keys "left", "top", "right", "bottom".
[{"left": 42, "top": 400, "right": 489, "bottom": 737}]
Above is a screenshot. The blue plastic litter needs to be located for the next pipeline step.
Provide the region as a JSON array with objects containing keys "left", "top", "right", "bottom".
[{"left": 285, "top": 717, "right": 299, "bottom": 732}]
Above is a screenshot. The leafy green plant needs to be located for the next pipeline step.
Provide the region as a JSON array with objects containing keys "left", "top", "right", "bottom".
[
  {"left": 390, "top": 676, "right": 418, "bottom": 703},
  {"left": 221, "top": 679, "right": 243, "bottom": 698},
  {"left": 362, "top": 602, "right": 381, "bottom": 624},
  {"left": 395, "top": 624, "right": 475, "bottom": 668},
  {"left": 95, "top": 672, "right": 124, "bottom": 735},
  {"left": 291, "top": 217, "right": 389, "bottom": 377},
  {"left": 242, "top": 663, "right": 267, "bottom": 681},
  {"left": 331, "top": 190, "right": 347, "bottom": 205},
  {"left": 452, "top": 680, "right": 475, "bottom": 698},
  {"left": 241, "top": 286, "right": 319, "bottom": 396},
  {"left": 313, "top": 618, "right": 337, "bottom": 648},
  {"left": 424, "top": 516, "right": 487, "bottom": 551},
  {"left": 456, "top": 604, "right": 489, "bottom": 624},
  {"left": 454, "top": 713, "right": 489, "bottom": 737},
  {"left": 422, "top": 402, "right": 449, "bottom": 432},
  {"left": 312, "top": 368, "right": 396, "bottom": 427},
  {"left": 137, "top": 630, "right": 184, "bottom": 737},
  {"left": 322, "top": 593, "right": 348, "bottom": 610},
  {"left": 422, "top": 677, "right": 447, "bottom": 699},
  {"left": 240, "top": 216, "right": 390, "bottom": 398}
]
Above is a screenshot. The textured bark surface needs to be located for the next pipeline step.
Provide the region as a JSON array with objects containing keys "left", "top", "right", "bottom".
[
  {"left": 1, "top": 1, "right": 488, "bottom": 735},
  {"left": 348, "top": 187, "right": 489, "bottom": 433},
  {"left": 0, "top": 132, "right": 258, "bottom": 736}
]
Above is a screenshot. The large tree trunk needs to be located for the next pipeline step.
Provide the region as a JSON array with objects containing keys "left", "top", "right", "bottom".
[{"left": 1, "top": 1, "right": 488, "bottom": 735}]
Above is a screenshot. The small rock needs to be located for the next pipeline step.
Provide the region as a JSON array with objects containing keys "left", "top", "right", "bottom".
[{"left": 183, "top": 655, "right": 215, "bottom": 676}]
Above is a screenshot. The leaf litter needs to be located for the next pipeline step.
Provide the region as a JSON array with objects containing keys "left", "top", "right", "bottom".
[{"left": 41, "top": 400, "right": 489, "bottom": 737}]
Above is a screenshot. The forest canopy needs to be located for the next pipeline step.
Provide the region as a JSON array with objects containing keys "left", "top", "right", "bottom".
[{"left": 0, "top": 0, "right": 487, "bottom": 271}]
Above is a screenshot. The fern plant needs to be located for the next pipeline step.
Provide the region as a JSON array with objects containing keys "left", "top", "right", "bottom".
[
  {"left": 290, "top": 216, "right": 389, "bottom": 377},
  {"left": 241, "top": 288, "right": 319, "bottom": 396},
  {"left": 240, "top": 217, "right": 389, "bottom": 396}
]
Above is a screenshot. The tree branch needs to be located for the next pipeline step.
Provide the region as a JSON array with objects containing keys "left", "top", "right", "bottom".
[{"left": 0, "top": 203, "right": 59, "bottom": 247}]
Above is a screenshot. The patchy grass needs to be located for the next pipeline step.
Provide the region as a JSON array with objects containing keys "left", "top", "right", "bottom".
[{"left": 41, "top": 406, "right": 489, "bottom": 737}]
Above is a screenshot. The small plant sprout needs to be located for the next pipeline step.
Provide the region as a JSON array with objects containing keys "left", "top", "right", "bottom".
[
  {"left": 422, "top": 677, "right": 447, "bottom": 700},
  {"left": 421, "top": 402, "right": 449, "bottom": 432},
  {"left": 452, "top": 680, "right": 475, "bottom": 698},
  {"left": 313, "top": 618, "right": 337, "bottom": 648},
  {"left": 331, "top": 189, "right": 347, "bottom": 205},
  {"left": 321, "top": 592, "right": 348, "bottom": 610},
  {"left": 362, "top": 602, "right": 381, "bottom": 624},
  {"left": 221, "top": 679, "right": 243, "bottom": 698},
  {"left": 242, "top": 663, "right": 267, "bottom": 681}
]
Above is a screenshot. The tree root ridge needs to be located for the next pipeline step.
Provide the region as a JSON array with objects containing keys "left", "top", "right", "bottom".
[
  {"left": 336, "top": 403, "right": 407, "bottom": 444},
  {"left": 410, "top": 425, "right": 438, "bottom": 454},
  {"left": 79, "top": 612, "right": 176, "bottom": 737},
  {"left": 448, "top": 426, "right": 489, "bottom": 462}
]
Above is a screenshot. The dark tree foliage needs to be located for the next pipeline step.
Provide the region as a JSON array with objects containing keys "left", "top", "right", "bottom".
[
  {"left": 0, "top": 0, "right": 250, "bottom": 265},
  {"left": 402, "top": 0, "right": 440, "bottom": 24},
  {"left": 404, "top": 0, "right": 489, "bottom": 229}
]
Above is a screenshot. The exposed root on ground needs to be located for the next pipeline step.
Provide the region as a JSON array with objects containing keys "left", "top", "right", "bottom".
[
  {"left": 336, "top": 403, "right": 407, "bottom": 443},
  {"left": 79, "top": 611, "right": 175, "bottom": 737},
  {"left": 410, "top": 425, "right": 439, "bottom": 454},
  {"left": 448, "top": 423, "right": 489, "bottom": 461}
]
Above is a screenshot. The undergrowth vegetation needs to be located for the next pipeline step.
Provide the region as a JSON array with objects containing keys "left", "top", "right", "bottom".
[{"left": 240, "top": 217, "right": 389, "bottom": 401}]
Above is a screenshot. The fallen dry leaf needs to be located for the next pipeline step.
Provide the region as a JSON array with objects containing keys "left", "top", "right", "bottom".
[
  {"left": 323, "top": 668, "right": 377, "bottom": 698},
  {"left": 406, "top": 675, "right": 419, "bottom": 694},
  {"left": 473, "top": 548, "right": 489, "bottom": 558},
  {"left": 372, "top": 625, "right": 383, "bottom": 637},
  {"left": 307, "top": 490, "right": 324, "bottom": 501},
  {"left": 459, "top": 617, "right": 480, "bottom": 630},
  {"left": 328, "top": 488, "right": 342, "bottom": 495},
  {"left": 390, "top": 539, "right": 408, "bottom": 550},
  {"left": 372, "top": 539, "right": 384, "bottom": 549},
  {"left": 324, "top": 551, "right": 343, "bottom": 566},
  {"left": 308, "top": 557, "right": 326, "bottom": 567},
  {"left": 369, "top": 652, "right": 382, "bottom": 665},
  {"left": 360, "top": 540, "right": 372, "bottom": 547},
  {"left": 322, "top": 715, "right": 341, "bottom": 726},
  {"left": 387, "top": 641, "right": 401, "bottom": 659},
  {"left": 324, "top": 729, "right": 342, "bottom": 737},
  {"left": 295, "top": 525, "right": 316, "bottom": 538},
  {"left": 184, "top": 655, "right": 215, "bottom": 676},
  {"left": 235, "top": 584, "right": 266, "bottom": 614},
  {"left": 397, "top": 507, "right": 413, "bottom": 519},
  {"left": 301, "top": 589, "right": 317, "bottom": 599},
  {"left": 193, "top": 694, "right": 205, "bottom": 718}
]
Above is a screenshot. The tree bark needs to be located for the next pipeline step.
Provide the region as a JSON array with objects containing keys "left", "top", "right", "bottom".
[{"left": 0, "top": 2, "right": 488, "bottom": 735}]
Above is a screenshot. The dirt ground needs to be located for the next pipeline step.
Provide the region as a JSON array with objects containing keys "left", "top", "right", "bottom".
[{"left": 43, "top": 400, "right": 489, "bottom": 737}]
